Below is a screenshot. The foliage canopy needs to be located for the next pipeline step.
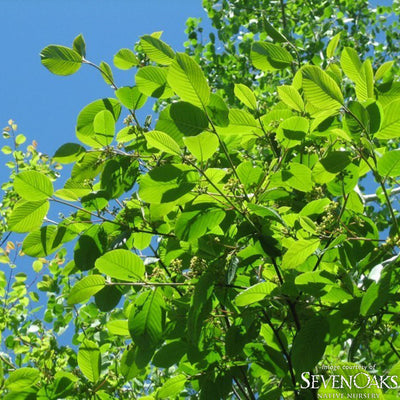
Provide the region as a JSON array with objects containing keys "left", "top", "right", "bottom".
[{"left": 1, "top": 1, "right": 400, "bottom": 399}]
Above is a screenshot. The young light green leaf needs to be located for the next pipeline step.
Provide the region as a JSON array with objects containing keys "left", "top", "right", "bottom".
[
  {"left": 95, "top": 249, "right": 145, "bottom": 281},
  {"left": 235, "top": 282, "right": 277, "bottom": 307},
  {"left": 281, "top": 238, "right": 320, "bottom": 269},
  {"left": 40, "top": 45, "right": 82, "bottom": 76},
  {"left": 326, "top": 32, "right": 341, "bottom": 58},
  {"left": 99, "top": 61, "right": 114, "bottom": 86},
  {"left": 157, "top": 375, "right": 186, "bottom": 399},
  {"left": 236, "top": 161, "right": 263, "bottom": 189},
  {"left": 277, "top": 85, "right": 304, "bottom": 112},
  {"left": 302, "top": 65, "right": 344, "bottom": 110},
  {"left": 67, "top": 275, "right": 106, "bottom": 305},
  {"left": 145, "top": 130, "right": 181, "bottom": 155},
  {"left": 5, "top": 368, "right": 40, "bottom": 391},
  {"left": 113, "top": 48, "right": 138, "bottom": 70},
  {"left": 234, "top": 83, "right": 257, "bottom": 110},
  {"left": 167, "top": 52, "right": 210, "bottom": 108},
  {"left": 78, "top": 340, "right": 101, "bottom": 383},
  {"left": 8, "top": 200, "right": 49, "bottom": 233},
  {"left": 283, "top": 162, "right": 313, "bottom": 192},
  {"left": 136, "top": 66, "right": 174, "bottom": 99},
  {"left": 183, "top": 131, "right": 218, "bottom": 162},
  {"left": 106, "top": 320, "right": 130, "bottom": 336},
  {"left": 72, "top": 34, "right": 86, "bottom": 57},
  {"left": 375, "top": 99, "right": 400, "bottom": 139},
  {"left": 377, "top": 150, "right": 400, "bottom": 178},
  {"left": 76, "top": 98, "right": 121, "bottom": 147},
  {"left": 251, "top": 41, "right": 293, "bottom": 71},
  {"left": 93, "top": 109, "right": 115, "bottom": 146},
  {"left": 217, "top": 109, "right": 263, "bottom": 136},
  {"left": 116, "top": 86, "right": 147, "bottom": 110},
  {"left": 375, "top": 61, "right": 394, "bottom": 81},
  {"left": 341, "top": 47, "right": 363, "bottom": 83},
  {"left": 14, "top": 170, "right": 53, "bottom": 201},
  {"left": 140, "top": 35, "right": 175, "bottom": 65},
  {"left": 341, "top": 47, "right": 373, "bottom": 101}
]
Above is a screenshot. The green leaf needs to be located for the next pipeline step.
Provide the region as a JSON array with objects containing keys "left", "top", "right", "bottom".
[
  {"left": 340, "top": 47, "right": 373, "bottom": 101},
  {"left": 157, "top": 375, "right": 186, "bottom": 399},
  {"left": 291, "top": 316, "right": 328, "bottom": 372},
  {"left": 72, "top": 34, "right": 86, "bottom": 57},
  {"left": 377, "top": 150, "right": 400, "bottom": 177},
  {"left": 170, "top": 101, "right": 209, "bottom": 135},
  {"left": 175, "top": 206, "right": 225, "bottom": 241},
  {"left": 206, "top": 93, "right": 229, "bottom": 127},
  {"left": 139, "top": 164, "right": 197, "bottom": 204},
  {"left": 106, "top": 319, "right": 130, "bottom": 336},
  {"left": 263, "top": 18, "right": 288, "bottom": 43},
  {"left": 187, "top": 273, "right": 214, "bottom": 350},
  {"left": 95, "top": 249, "right": 144, "bottom": 281},
  {"left": 375, "top": 99, "right": 400, "bottom": 139},
  {"left": 236, "top": 161, "right": 263, "bottom": 189},
  {"left": 341, "top": 47, "right": 363, "bottom": 83},
  {"left": 76, "top": 98, "right": 121, "bottom": 147},
  {"left": 53, "top": 143, "right": 85, "bottom": 164},
  {"left": 116, "top": 86, "right": 147, "bottom": 110},
  {"left": 119, "top": 348, "right": 141, "bottom": 381},
  {"left": 234, "top": 83, "right": 257, "bottom": 110},
  {"left": 251, "top": 41, "right": 293, "bottom": 71},
  {"left": 320, "top": 151, "right": 351, "bottom": 173},
  {"left": 8, "top": 200, "right": 49, "bottom": 233},
  {"left": 67, "top": 275, "right": 106, "bottom": 305},
  {"left": 113, "top": 48, "right": 138, "bottom": 70},
  {"left": 136, "top": 66, "right": 174, "bottom": 99},
  {"left": 71, "top": 151, "right": 105, "bottom": 181},
  {"left": 217, "top": 109, "right": 263, "bottom": 136},
  {"left": 140, "top": 35, "right": 175, "bottom": 65},
  {"left": 22, "top": 226, "right": 66, "bottom": 257},
  {"left": 153, "top": 341, "right": 187, "bottom": 368},
  {"left": 99, "top": 61, "right": 114, "bottom": 86},
  {"left": 360, "top": 269, "right": 391, "bottom": 316},
  {"left": 301, "top": 65, "right": 344, "bottom": 110},
  {"left": 281, "top": 238, "right": 320, "bottom": 269},
  {"left": 93, "top": 110, "right": 115, "bottom": 146},
  {"left": 375, "top": 61, "right": 394, "bottom": 81},
  {"left": 129, "top": 288, "right": 165, "bottom": 348},
  {"left": 5, "top": 368, "right": 40, "bottom": 391},
  {"left": 276, "top": 116, "right": 308, "bottom": 148},
  {"left": 167, "top": 52, "right": 210, "bottom": 108},
  {"left": 183, "top": 131, "right": 218, "bottom": 161},
  {"left": 326, "top": 32, "right": 341, "bottom": 58},
  {"left": 235, "top": 282, "right": 277, "bottom": 306},
  {"left": 145, "top": 130, "right": 181, "bottom": 155},
  {"left": 282, "top": 162, "right": 313, "bottom": 192},
  {"left": 40, "top": 45, "right": 82, "bottom": 76},
  {"left": 74, "top": 225, "right": 106, "bottom": 271},
  {"left": 78, "top": 340, "right": 101, "bottom": 383},
  {"left": 14, "top": 171, "right": 53, "bottom": 201},
  {"left": 277, "top": 85, "right": 304, "bottom": 112}
]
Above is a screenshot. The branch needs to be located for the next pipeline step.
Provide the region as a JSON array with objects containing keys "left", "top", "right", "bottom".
[{"left": 362, "top": 187, "right": 400, "bottom": 203}]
